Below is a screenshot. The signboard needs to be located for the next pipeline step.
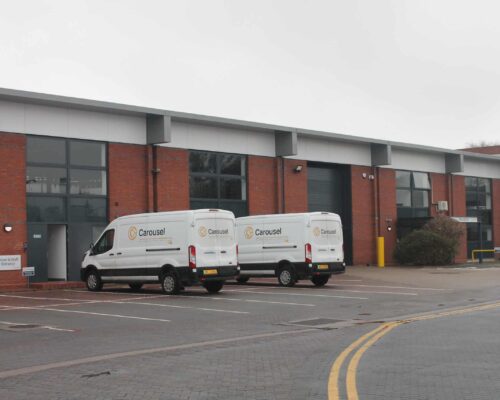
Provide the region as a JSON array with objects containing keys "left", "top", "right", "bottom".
[
  {"left": 451, "top": 217, "right": 478, "bottom": 223},
  {"left": 22, "top": 267, "right": 35, "bottom": 277},
  {"left": 0, "top": 255, "right": 21, "bottom": 271}
]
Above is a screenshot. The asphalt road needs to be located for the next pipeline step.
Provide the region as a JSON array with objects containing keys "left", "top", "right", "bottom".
[{"left": 0, "top": 265, "right": 499, "bottom": 400}]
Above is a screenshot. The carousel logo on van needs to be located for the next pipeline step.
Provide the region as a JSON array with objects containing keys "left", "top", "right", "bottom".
[
  {"left": 313, "top": 227, "right": 321, "bottom": 237},
  {"left": 198, "top": 226, "right": 208, "bottom": 237},
  {"left": 321, "top": 229, "right": 337, "bottom": 235},
  {"left": 255, "top": 227, "right": 282, "bottom": 236},
  {"left": 244, "top": 226, "right": 254, "bottom": 240},
  {"left": 128, "top": 226, "right": 138, "bottom": 240}
]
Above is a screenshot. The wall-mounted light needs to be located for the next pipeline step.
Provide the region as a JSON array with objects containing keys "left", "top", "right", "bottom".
[
  {"left": 293, "top": 165, "right": 303, "bottom": 173},
  {"left": 3, "top": 223, "right": 13, "bottom": 233}
]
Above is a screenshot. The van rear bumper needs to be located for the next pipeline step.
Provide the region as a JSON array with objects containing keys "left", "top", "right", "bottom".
[
  {"left": 296, "top": 262, "right": 345, "bottom": 277},
  {"left": 180, "top": 265, "right": 239, "bottom": 285}
]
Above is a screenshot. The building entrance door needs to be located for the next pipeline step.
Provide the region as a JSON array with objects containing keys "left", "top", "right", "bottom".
[
  {"left": 47, "top": 225, "right": 67, "bottom": 280},
  {"left": 27, "top": 224, "right": 48, "bottom": 282}
]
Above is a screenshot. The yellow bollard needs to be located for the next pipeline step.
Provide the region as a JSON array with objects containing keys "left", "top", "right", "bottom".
[{"left": 377, "top": 236, "right": 385, "bottom": 267}]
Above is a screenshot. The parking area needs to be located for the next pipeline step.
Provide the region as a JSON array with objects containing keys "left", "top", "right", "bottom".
[{"left": 0, "top": 266, "right": 499, "bottom": 400}]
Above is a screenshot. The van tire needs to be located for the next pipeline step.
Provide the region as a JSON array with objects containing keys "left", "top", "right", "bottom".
[
  {"left": 161, "top": 271, "right": 180, "bottom": 295},
  {"left": 204, "top": 281, "right": 224, "bottom": 294},
  {"left": 236, "top": 276, "right": 249, "bottom": 284},
  {"left": 278, "top": 266, "right": 296, "bottom": 287},
  {"left": 311, "top": 275, "right": 330, "bottom": 287},
  {"left": 86, "top": 270, "right": 103, "bottom": 291},
  {"left": 129, "top": 283, "right": 143, "bottom": 291}
]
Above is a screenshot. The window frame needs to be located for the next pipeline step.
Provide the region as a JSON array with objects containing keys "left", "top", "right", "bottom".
[
  {"left": 396, "top": 170, "right": 431, "bottom": 218},
  {"left": 92, "top": 229, "right": 115, "bottom": 255},
  {"left": 26, "top": 136, "right": 108, "bottom": 224},
  {"left": 189, "top": 150, "right": 248, "bottom": 216}
]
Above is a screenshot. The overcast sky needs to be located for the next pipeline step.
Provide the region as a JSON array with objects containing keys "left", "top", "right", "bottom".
[{"left": 1, "top": 0, "right": 500, "bottom": 149}]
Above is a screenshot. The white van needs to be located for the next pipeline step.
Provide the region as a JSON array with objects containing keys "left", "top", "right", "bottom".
[
  {"left": 236, "top": 212, "right": 345, "bottom": 287},
  {"left": 81, "top": 209, "right": 239, "bottom": 294}
]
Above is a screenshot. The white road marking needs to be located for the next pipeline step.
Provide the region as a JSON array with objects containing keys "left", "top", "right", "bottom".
[
  {"left": 0, "top": 320, "right": 76, "bottom": 333},
  {"left": 237, "top": 286, "right": 419, "bottom": 296},
  {"left": 26, "top": 307, "right": 172, "bottom": 322},
  {"left": 184, "top": 295, "right": 315, "bottom": 307},
  {"left": 220, "top": 289, "right": 368, "bottom": 300},
  {"left": 0, "top": 294, "right": 95, "bottom": 302},
  {"left": 328, "top": 283, "right": 449, "bottom": 291},
  {"left": 110, "top": 301, "right": 249, "bottom": 314}
]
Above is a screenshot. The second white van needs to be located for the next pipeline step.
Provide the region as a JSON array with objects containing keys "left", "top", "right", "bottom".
[
  {"left": 236, "top": 212, "right": 345, "bottom": 287},
  {"left": 81, "top": 209, "right": 239, "bottom": 294}
]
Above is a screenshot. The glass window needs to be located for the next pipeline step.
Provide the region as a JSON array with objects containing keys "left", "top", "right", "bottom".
[
  {"left": 27, "top": 137, "right": 66, "bottom": 164},
  {"left": 93, "top": 229, "right": 114, "bottom": 255},
  {"left": 413, "top": 172, "right": 431, "bottom": 189},
  {"left": 412, "top": 190, "right": 429, "bottom": 208},
  {"left": 396, "top": 171, "right": 411, "bottom": 188},
  {"left": 70, "top": 169, "right": 107, "bottom": 195},
  {"left": 189, "top": 152, "right": 217, "bottom": 173},
  {"left": 70, "top": 198, "right": 107, "bottom": 222},
  {"left": 220, "top": 155, "right": 245, "bottom": 175},
  {"left": 220, "top": 178, "right": 246, "bottom": 200},
  {"left": 465, "top": 177, "right": 477, "bottom": 189},
  {"left": 190, "top": 176, "right": 218, "bottom": 199},
  {"left": 70, "top": 142, "right": 106, "bottom": 167},
  {"left": 465, "top": 176, "right": 493, "bottom": 258},
  {"left": 477, "top": 178, "right": 491, "bottom": 193},
  {"left": 26, "top": 167, "right": 67, "bottom": 194},
  {"left": 396, "top": 190, "right": 411, "bottom": 207},
  {"left": 27, "top": 197, "right": 66, "bottom": 222},
  {"left": 189, "top": 151, "right": 247, "bottom": 215}
]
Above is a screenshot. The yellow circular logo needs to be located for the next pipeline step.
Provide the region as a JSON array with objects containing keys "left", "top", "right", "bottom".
[
  {"left": 198, "top": 226, "right": 208, "bottom": 237},
  {"left": 128, "top": 226, "right": 138, "bottom": 240},
  {"left": 244, "top": 226, "right": 254, "bottom": 240},
  {"left": 313, "top": 227, "right": 321, "bottom": 237}
]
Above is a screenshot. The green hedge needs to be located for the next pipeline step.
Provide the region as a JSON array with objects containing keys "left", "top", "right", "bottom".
[{"left": 394, "top": 230, "right": 456, "bottom": 266}]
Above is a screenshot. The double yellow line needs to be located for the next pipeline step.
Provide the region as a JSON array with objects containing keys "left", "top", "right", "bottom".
[{"left": 327, "top": 301, "right": 500, "bottom": 400}]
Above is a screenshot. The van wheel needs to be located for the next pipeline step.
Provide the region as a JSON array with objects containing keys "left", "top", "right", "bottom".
[
  {"left": 161, "top": 271, "right": 180, "bottom": 295},
  {"left": 129, "top": 283, "right": 143, "bottom": 291},
  {"left": 86, "top": 270, "right": 103, "bottom": 291},
  {"left": 236, "top": 276, "right": 249, "bottom": 284},
  {"left": 311, "top": 275, "right": 330, "bottom": 287},
  {"left": 278, "top": 266, "right": 296, "bottom": 287},
  {"left": 204, "top": 281, "right": 224, "bottom": 294}
]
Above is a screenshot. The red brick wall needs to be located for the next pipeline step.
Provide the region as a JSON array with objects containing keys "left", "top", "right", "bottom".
[
  {"left": 0, "top": 132, "right": 27, "bottom": 288},
  {"left": 493, "top": 179, "right": 500, "bottom": 250},
  {"left": 108, "top": 143, "right": 150, "bottom": 220},
  {"left": 377, "top": 168, "right": 398, "bottom": 265},
  {"left": 283, "top": 159, "right": 308, "bottom": 213},
  {"left": 351, "top": 166, "right": 376, "bottom": 265},
  {"left": 450, "top": 175, "right": 467, "bottom": 262},
  {"left": 430, "top": 173, "right": 449, "bottom": 217},
  {"left": 247, "top": 156, "right": 278, "bottom": 215},
  {"left": 462, "top": 146, "right": 500, "bottom": 155},
  {"left": 155, "top": 147, "right": 189, "bottom": 211}
]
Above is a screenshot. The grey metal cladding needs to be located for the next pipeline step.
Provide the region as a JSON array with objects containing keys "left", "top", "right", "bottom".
[
  {"left": 445, "top": 153, "right": 464, "bottom": 173},
  {"left": 275, "top": 130, "right": 297, "bottom": 157},
  {"left": 147, "top": 115, "right": 171, "bottom": 144},
  {"left": 371, "top": 143, "right": 392, "bottom": 166}
]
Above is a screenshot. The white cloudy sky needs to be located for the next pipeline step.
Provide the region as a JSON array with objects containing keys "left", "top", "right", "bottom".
[{"left": 1, "top": 0, "right": 500, "bottom": 149}]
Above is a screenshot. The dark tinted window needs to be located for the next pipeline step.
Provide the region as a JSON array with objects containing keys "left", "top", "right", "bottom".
[
  {"left": 93, "top": 230, "right": 114, "bottom": 254},
  {"left": 27, "top": 197, "right": 66, "bottom": 222},
  {"left": 220, "top": 178, "right": 245, "bottom": 199},
  {"left": 190, "top": 176, "right": 218, "bottom": 198},
  {"left": 70, "top": 169, "right": 107, "bottom": 195},
  {"left": 26, "top": 166, "right": 67, "bottom": 194},
  {"left": 396, "top": 171, "right": 430, "bottom": 218},
  {"left": 69, "top": 198, "right": 107, "bottom": 222},
  {"left": 70, "top": 142, "right": 106, "bottom": 167},
  {"left": 189, "top": 152, "right": 217, "bottom": 173},
  {"left": 27, "top": 137, "right": 66, "bottom": 164},
  {"left": 220, "top": 154, "right": 245, "bottom": 175}
]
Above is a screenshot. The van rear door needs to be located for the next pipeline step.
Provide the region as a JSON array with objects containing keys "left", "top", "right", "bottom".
[
  {"left": 194, "top": 213, "right": 236, "bottom": 268},
  {"left": 310, "top": 216, "right": 343, "bottom": 263}
]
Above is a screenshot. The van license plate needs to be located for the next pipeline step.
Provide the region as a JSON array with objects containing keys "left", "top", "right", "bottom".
[
  {"left": 203, "top": 269, "right": 218, "bottom": 276},
  {"left": 317, "top": 264, "right": 329, "bottom": 270}
]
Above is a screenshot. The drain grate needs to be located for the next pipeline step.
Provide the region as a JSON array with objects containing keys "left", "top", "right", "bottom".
[{"left": 289, "top": 318, "right": 343, "bottom": 326}]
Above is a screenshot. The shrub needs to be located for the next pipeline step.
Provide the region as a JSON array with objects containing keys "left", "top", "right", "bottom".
[
  {"left": 422, "top": 215, "right": 464, "bottom": 256},
  {"left": 394, "top": 229, "right": 456, "bottom": 266}
]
